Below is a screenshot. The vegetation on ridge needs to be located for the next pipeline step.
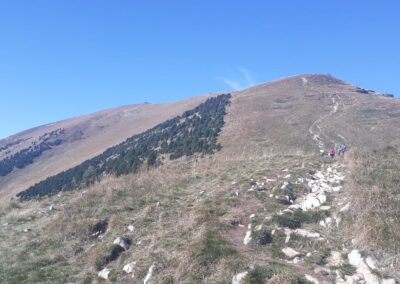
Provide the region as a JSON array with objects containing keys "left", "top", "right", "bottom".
[
  {"left": 16, "top": 94, "right": 231, "bottom": 201},
  {"left": 0, "top": 129, "right": 64, "bottom": 176}
]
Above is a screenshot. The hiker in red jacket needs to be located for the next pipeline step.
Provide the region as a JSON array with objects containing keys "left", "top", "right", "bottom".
[{"left": 328, "top": 147, "right": 335, "bottom": 158}]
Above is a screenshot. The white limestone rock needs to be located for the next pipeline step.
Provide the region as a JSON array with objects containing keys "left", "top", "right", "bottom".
[
  {"left": 123, "top": 261, "right": 136, "bottom": 274},
  {"left": 98, "top": 268, "right": 111, "bottom": 280},
  {"left": 113, "top": 237, "right": 131, "bottom": 250},
  {"left": 282, "top": 247, "right": 301, "bottom": 259},
  {"left": 348, "top": 250, "right": 380, "bottom": 284},
  {"left": 327, "top": 251, "right": 345, "bottom": 266},
  {"left": 340, "top": 202, "right": 351, "bottom": 212},
  {"left": 143, "top": 265, "right": 154, "bottom": 284},
  {"left": 232, "top": 271, "right": 248, "bottom": 284},
  {"left": 305, "top": 274, "right": 319, "bottom": 284},
  {"left": 365, "top": 256, "right": 378, "bottom": 270}
]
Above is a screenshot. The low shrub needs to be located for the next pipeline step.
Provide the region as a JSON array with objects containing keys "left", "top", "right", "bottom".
[
  {"left": 95, "top": 244, "right": 125, "bottom": 270},
  {"left": 244, "top": 266, "right": 275, "bottom": 284}
]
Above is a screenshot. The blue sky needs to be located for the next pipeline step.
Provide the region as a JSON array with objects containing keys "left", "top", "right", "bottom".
[{"left": 1, "top": 1, "right": 399, "bottom": 139}]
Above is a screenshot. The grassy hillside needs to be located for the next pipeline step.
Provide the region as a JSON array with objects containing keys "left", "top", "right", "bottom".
[
  {"left": 0, "top": 74, "right": 399, "bottom": 283},
  {"left": 0, "top": 95, "right": 209, "bottom": 205},
  {"left": 17, "top": 94, "right": 230, "bottom": 200}
]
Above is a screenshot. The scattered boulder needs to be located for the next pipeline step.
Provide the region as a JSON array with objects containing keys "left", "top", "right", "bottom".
[
  {"left": 365, "top": 256, "right": 378, "bottom": 270},
  {"left": 98, "top": 267, "right": 111, "bottom": 280},
  {"left": 327, "top": 251, "right": 344, "bottom": 266},
  {"left": 127, "top": 225, "right": 134, "bottom": 232},
  {"left": 348, "top": 250, "right": 380, "bottom": 284},
  {"left": 123, "top": 261, "right": 136, "bottom": 275},
  {"left": 348, "top": 250, "right": 363, "bottom": 266},
  {"left": 243, "top": 225, "right": 252, "bottom": 245},
  {"left": 232, "top": 271, "right": 248, "bottom": 284},
  {"left": 113, "top": 237, "right": 131, "bottom": 250},
  {"left": 282, "top": 247, "right": 301, "bottom": 259},
  {"left": 340, "top": 202, "right": 351, "bottom": 213},
  {"left": 305, "top": 274, "right": 319, "bottom": 284},
  {"left": 301, "top": 196, "right": 321, "bottom": 210},
  {"left": 143, "top": 265, "right": 155, "bottom": 284},
  {"left": 278, "top": 197, "right": 292, "bottom": 205},
  {"left": 295, "top": 228, "right": 321, "bottom": 238}
]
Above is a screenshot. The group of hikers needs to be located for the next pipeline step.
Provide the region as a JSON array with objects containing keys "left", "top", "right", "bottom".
[{"left": 322, "top": 144, "right": 347, "bottom": 158}]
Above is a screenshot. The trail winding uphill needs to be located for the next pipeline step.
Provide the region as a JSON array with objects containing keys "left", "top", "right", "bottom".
[{"left": 232, "top": 93, "right": 397, "bottom": 283}]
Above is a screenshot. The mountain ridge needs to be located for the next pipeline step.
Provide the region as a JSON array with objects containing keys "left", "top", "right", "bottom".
[{"left": 0, "top": 74, "right": 399, "bottom": 283}]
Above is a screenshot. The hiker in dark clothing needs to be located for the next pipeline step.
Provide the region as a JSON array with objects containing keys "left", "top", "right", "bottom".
[
  {"left": 328, "top": 147, "right": 335, "bottom": 158},
  {"left": 337, "top": 144, "right": 347, "bottom": 156}
]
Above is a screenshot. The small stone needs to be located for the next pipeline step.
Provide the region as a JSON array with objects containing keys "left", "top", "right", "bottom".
[
  {"left": 98, "top": 268, "right": 110, "bottom": 280},
  {"left": 365, "top": 256, "right": 378, "bottom": 270},
  {"left": 340, "top": 202, "right": 351, "bottom": 212},
  {"left": 282, "top": 247, "right": 301, "bottom": 259},
  {"left": 123, "top": 261, "right": 136, "bottom": 274},
  {"left": 305, "top": 274, "right": 319, "bottom": 284},
  {"left": 319, "top": 205, "right": 331, "bottom": 211},
  {"left": 127, "top": 225, "right": 134, "bottom": 232},
  {"left": 232, "top": 271, "right": 248, "bottom": 284},
  {"left": 292, "top": 257, "right": 301, "bottom": 264},
  {"left": 143, "top": 265, "right": 154, "bottom": 284},
  {"left": 327, "top": 251, "right": 344, "bottom": 266},
  {"left": 348, "top": 250, "right": 363, "bottom": 266},
  {"left": 113, "top": 237, "right": 131, "bottom": 250},
  {"left": 295, "top": 228, "right": 320, "bottom": 238}
]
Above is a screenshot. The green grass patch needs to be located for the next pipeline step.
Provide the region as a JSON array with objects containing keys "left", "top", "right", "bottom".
[
  {"left": 197, "top": 232, "right": 237, "bottom": 266},
  {"left": 273, "top": 209, "right": 329, "bottom": 229},
  {"left": 244, "top": 266, "right": 275, "bottom": 284},
  {"left": 337, "top": 263, "right": 357, "bottom": 276}
]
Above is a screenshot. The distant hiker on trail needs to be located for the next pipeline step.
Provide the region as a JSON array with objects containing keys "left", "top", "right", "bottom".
[
  {"left": 337, "top": 144, "right": 347, "bottom": 156},
  {"left": 328, "top": 147, "right": 335, "bottom": 158}
]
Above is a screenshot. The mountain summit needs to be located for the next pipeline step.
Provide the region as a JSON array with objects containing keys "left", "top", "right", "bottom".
[{"left": 0, "top": 74, "right": 399, "bottom": 283}]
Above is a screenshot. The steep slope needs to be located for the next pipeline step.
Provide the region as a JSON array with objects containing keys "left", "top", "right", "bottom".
[
  {"left": 17, "top": 94, "right": 231, "bottom": 200},
  {"left": 0, "top": 74, "right": 399, "bottom": 283},
  {"left": 0, "top": 95, "right": 210, "bottom": 204}
]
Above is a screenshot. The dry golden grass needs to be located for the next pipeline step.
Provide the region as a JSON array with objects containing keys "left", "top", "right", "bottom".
[
  {"left": 0, "top": 95, "right": 210, "bottom": 206},
  {"left": 344, "top": 147, "right": 400, "bottom": 277}
]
